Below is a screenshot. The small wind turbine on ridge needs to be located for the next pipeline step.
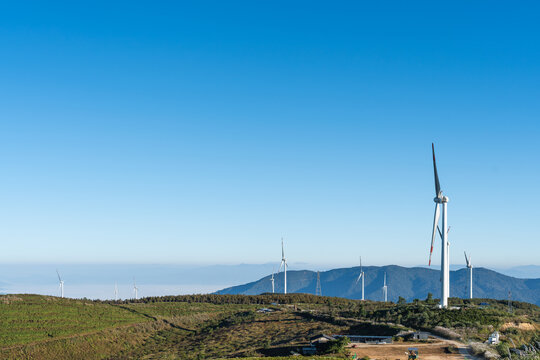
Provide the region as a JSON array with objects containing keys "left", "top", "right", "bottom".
[
  {"left": 278, "top": 238, "right": 287, "bottom": 294},
  {"left": 355, "top": 256, "right": 365, "bottom": 301},
  {"left": 270, "top": 267, "right": 275, "bottom": 294},
  {"left": 133, "top": 278, "right": 139, "bottom": 300},
  {"left": 115, "top": 282, "right": 119, "bottom": 301},
  {"left": 382, "top": 272, "right": 388, "bottom": 302},
  {"left": 56, "top": 269, "right": 64, "bottom": 298},
  {"left": 464, "top": 252, "right": 473, "bottom": 299}
]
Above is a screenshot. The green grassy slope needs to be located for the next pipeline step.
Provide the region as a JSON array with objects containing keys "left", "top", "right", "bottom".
[{"left": 0, "top": 294, "right": 148, "bottom": 347}]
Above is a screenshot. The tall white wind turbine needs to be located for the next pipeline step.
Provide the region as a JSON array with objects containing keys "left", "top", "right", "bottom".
[
  {"left": 278, "top": 238, "right": 287, "bottom": 294},
  {"left": 115, "top": 282, "right": 119, "bottom": 301},
  {"left": 355, "top": 256, "right": 365, "bottom": 301},
  {"left": 270, "top": 267, "right": 275, "bottom": 294},
  {"left": 428, "top": 143, "right": 450, "bottom": 308},
  {"left": 464, "top": 252, "right": 473, "bottom": 299},
  {"left": 382, "top": 272, "right": 388, "bottom": 302},
  {"left": 133, "top": 278, "right": 139, "bottom": 300},
  {"left": 56, "top": 269, "right": 64, "bottom": 298}
]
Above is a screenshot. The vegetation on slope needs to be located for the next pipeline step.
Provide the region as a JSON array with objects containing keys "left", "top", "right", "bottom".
[
  {"left": 1, "top": 293, "right": 538, "bottom": 359},
  {"left": 0, "top": 294, "right": 148, "bottom": 347}
]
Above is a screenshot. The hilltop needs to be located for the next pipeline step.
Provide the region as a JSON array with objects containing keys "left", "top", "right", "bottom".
[
  {"left": 216, "top": 265, "right": 540, "bottom": 306},
  {"left": 0, "top": 293, "right": 539, "bottom": 359}
]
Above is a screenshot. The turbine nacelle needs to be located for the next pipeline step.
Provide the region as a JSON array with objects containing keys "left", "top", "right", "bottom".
[{"left": 434, "top": 196, "right": 449, "bottom": 203}]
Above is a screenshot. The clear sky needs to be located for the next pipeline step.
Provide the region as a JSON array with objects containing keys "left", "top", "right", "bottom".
[{"left": 0, "top": 1, "right": 539, "bottom": 268}]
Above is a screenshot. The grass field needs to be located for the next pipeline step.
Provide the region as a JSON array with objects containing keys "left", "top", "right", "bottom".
[{"left": 0, "top": 295, "right": 148, "bottom": 347}]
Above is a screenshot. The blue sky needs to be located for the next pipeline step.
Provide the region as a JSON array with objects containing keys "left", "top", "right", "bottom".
[{"left": 0, "top": 1, "right": 539, "bottom": 267}]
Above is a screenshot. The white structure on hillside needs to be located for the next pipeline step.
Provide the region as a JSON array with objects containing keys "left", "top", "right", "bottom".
[{"left": 488, "top": 331, "right": 499, "bottom": 344}]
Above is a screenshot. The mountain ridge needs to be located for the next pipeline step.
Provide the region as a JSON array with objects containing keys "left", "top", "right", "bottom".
[{"left": 216, "top": 265, "right": 540, "bottom": 306}]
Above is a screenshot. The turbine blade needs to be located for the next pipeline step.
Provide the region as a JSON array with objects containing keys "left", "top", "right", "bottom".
[
  {"left": 464, "top": 251, "right": 468, "bottom": 264},
  {"left": 56, "top": 269, "right": 62, "bottom": 282},
  {"left": 429, "top": 203, "right": 440, "bottom": 266},
  {"left": 281, "top": 238, "right": 284, "bottom": 259},
  {"left": 432, "top": 143, "right": 441, "bottom": 196},
  {"left": 356, "top": 272, "right": 363, "bottom": 284},
  {"left": 278, "top": 260, "right": 284, "bottom": 272}
]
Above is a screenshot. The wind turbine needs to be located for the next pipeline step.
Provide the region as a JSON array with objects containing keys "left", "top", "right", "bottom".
[
  {"left": 382, "top": 272, "right": 388, "bottom": 302},
  {"left": 270, "top": 267, "right": 275, "bottom": 294},
  {"left": 464, "top": 252, "right": 473, "bottom": 299},
  {"left": 428, "top": 143, "right": 450, "bottom": 308},
  {"left": 355, "top": 256, "right": 365, "bottom": 301},
  {"left": 56, "top": 269, "right": 64, "bottom": 298},
  {"left": 115, "top": 282, "right": 119, "bottom": 301},
  {"left": 278, "top": 238, "right": 287, "bottom": 294},
  {"left": 133, "top": 278, "right": 138, "bottom": 300}
]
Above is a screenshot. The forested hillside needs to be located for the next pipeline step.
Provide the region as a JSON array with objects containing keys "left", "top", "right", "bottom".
[{"left": 216, "top": 266, "right": 540, "bottom": 306}]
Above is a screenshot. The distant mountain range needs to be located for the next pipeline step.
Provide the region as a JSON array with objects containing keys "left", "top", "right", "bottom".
[{"left": 216, "top": 265, "right": 540, "bottom": 306}]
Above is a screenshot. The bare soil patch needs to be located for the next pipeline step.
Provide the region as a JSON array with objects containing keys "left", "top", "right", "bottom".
[
  {"left": 348, "top": 341, "right": 466, "bottom": 360},
  {"left": 500, "top": 322, "right": 536, "bottom": 331}
]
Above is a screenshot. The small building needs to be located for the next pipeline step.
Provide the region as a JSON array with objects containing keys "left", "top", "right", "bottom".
[
  {"left": 301, "top": 334, "right": 335, "bottom": 355},
  {"left": 488, "top": 331, "right": 499, "bottom": 344},
  {"left": 301, "top": 345, "right": 317, "bottom": 355},
  {"left": 335, "top": 335, "right": 393, "bottom": 344},
  {"left": 412, "top": 332, "right": 429, "bottom": 340}
]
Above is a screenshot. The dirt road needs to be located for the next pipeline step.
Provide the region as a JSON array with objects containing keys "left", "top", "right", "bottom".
[{"left": 347, "top": 338, "right": 482, "bottom": 360}]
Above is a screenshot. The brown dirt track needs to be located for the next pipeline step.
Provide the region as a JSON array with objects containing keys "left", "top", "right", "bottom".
[{"left": 347, "top": 340, "right": 466, "bottom": 360}]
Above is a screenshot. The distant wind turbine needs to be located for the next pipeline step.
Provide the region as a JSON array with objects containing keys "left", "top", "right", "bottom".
[
  {"left": 133, "top": 278, "right": 139, "bottom": 300},
  {"left": 355, "top": 256, "right": 365, "bottom": 301},
  {"left": 278, "top": 238, "right": 287, "bottom": 294},
  {"left": 382, "top": 272, "right": 388, "bottom": 302},
  {"left": 115, "top": 282, "right": 119, "bottom": 301},
  {"left": 56, "top": 269, "right": 64, "bottom": 298},
  {"left": 428, "top": 143, "right": 451, "bottom": 308},
  {"left": 464, "top": 252, "right": 473, "bottom": 299},
  {"left": 270, "top": 267, "right": 275, "bottom": 294}
]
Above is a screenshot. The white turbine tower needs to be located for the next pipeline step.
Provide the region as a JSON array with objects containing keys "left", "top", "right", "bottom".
[
  {"left": 382, "top": 272, "right": 388, "bottom": 302},
  {"left": 56, "top": 269, "right": 64, "bottom": 298},
  {"left": 428, "top": 143, "right": 450, "bottom": 308},
  {"left": 464, "top": 252, "right": 473, "bottom": 299},
  {"left": 270, "top": 267, "right": 275, "bottom": 294},
  {"left": 133, "top": 278, "right": 139, "bottom": 300},
  {"left": 114, "top": 282, "right": 119, "bottom": 301},
  {"left": 278, "top": 238, "right": 287, "bottom": 294},
  {"left": 355, "top": 256, "right": 365, "bottom": 301}
]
